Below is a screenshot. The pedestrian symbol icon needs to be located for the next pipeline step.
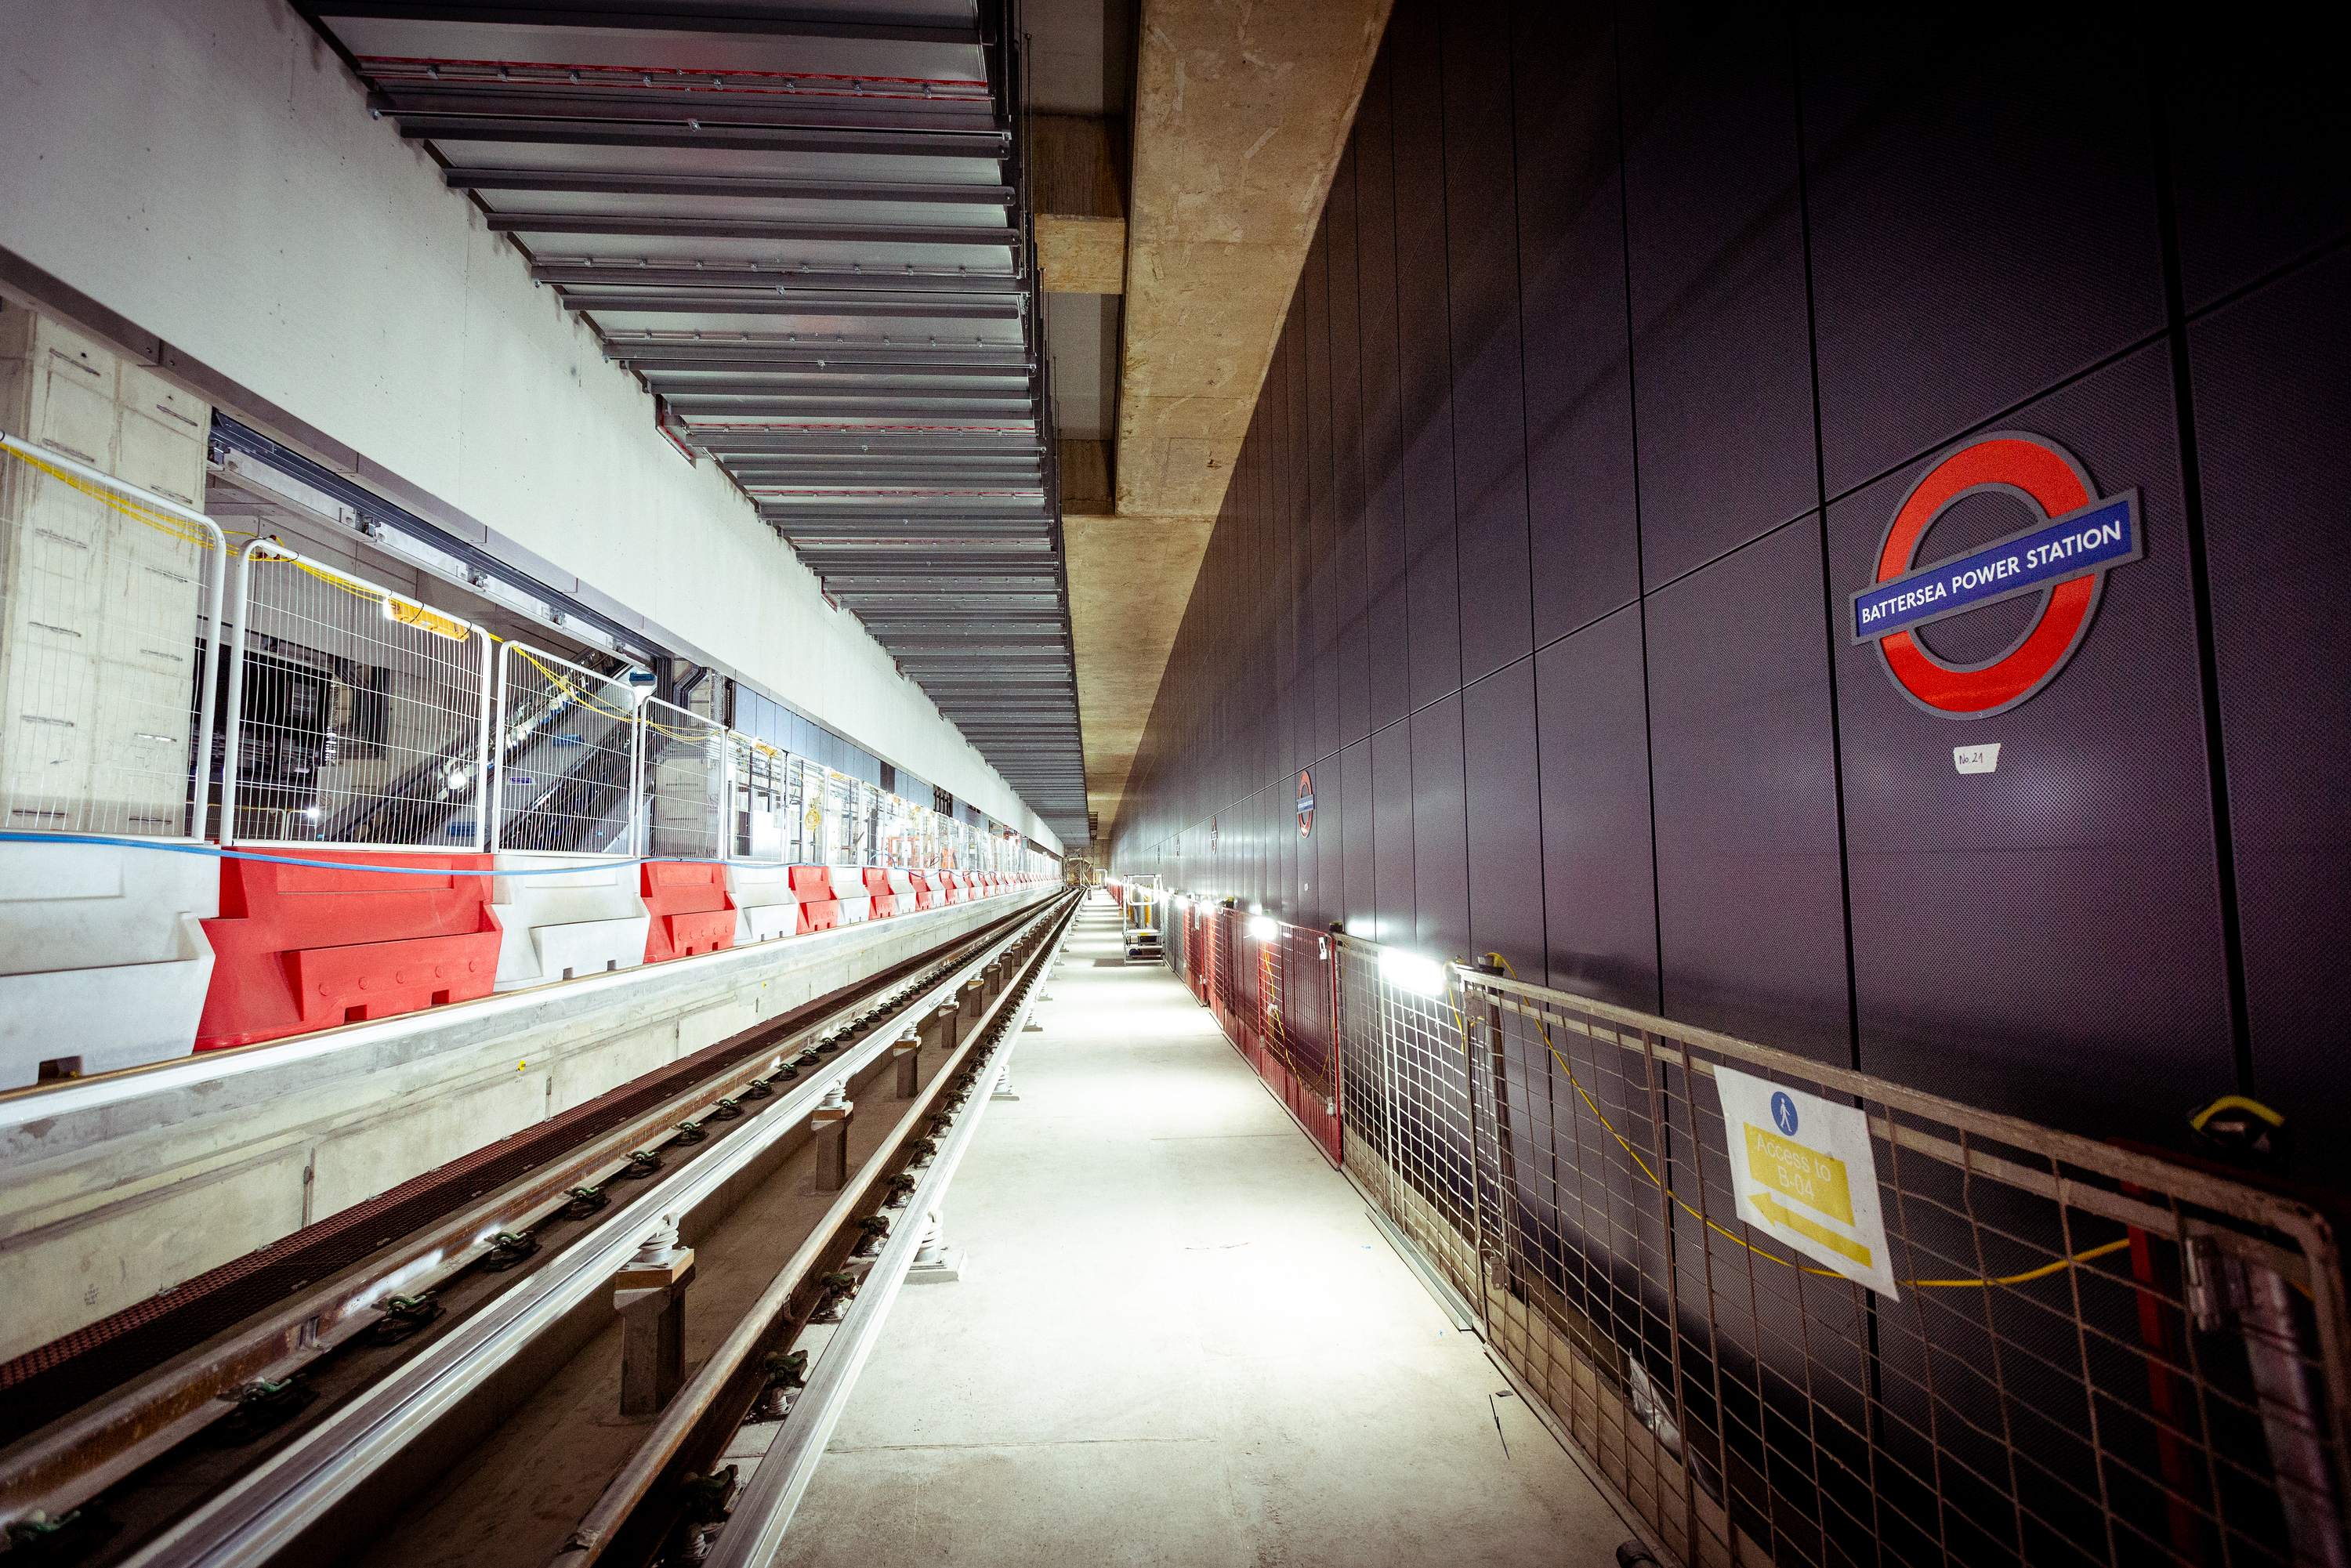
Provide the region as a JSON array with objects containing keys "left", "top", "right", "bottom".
[{"left": 1772, "top": 1091, "right": 1799, "bottom": 1137}]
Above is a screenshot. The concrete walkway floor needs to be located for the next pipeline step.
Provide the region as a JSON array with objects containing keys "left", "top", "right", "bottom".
[{"left": 777, "top": 897, "right": 1632, "bottom": 1567}]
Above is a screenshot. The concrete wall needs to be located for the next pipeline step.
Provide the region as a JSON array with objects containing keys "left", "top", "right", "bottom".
[
  {"left": 0, "top": 0, "right": 1057, "bottom": 853},
  {"left": 1111, "top": 2, "right": 2351, "bottom": 1181},
  {"left": 0, "top": 889, "right": 1052, "bottom": 1363}
]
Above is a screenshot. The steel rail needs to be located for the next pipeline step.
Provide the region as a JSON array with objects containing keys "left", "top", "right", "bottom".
[
  {"left": 556, "top": 889, "right": 1078, "bottom": 1566},
  {"left": 703, "top": 891, "right": 1074, "bottom": 1568},
  {"left": 107, "top": 895, "right": 1073, "bottom": 1568},
  {"left": 0, "top": 898, "right": 1056, "bottom": 1554},
  {"left": 0, "top": 904, "right": 1036, "bottom": 1530}
]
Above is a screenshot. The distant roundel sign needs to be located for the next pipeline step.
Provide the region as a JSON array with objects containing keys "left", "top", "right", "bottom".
[
  {"left": 1296, "top": 770, "right": 1315, "bottom": 838},
  {"left": 1851, "top": 432, "right": 2142, "bottom": 719}
]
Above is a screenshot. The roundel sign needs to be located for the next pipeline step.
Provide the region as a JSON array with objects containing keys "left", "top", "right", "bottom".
[
  {"left": 1296, "top": 770, "right": 1315, "bottom": 838},
  {"left": 1851, "top": 433, "right": 2142, "bottom": 719}
]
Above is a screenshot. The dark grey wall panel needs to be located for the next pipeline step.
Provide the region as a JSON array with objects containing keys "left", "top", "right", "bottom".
[
  {"left": 1513, "top": 0, "right": 1639, "bottom": 646},
  {"left": 1535, "top": 603, "right": 1661, "bottom": 1012},
  {"left": 1342, "top": 737, "right": 1375, "bottom": 937},
  {"left": 1832, "top": 346, "right": 2233, "bottom": 1141},
  {"left": 1464, "top": 657, "right": 1545, "bottom": 979},
  {"left": 1371, "top": 716, "right": 1415, "bottom": 947},
  {"left": 1328, "top": 143, "right": 1372, "bottom": 751},
  {"left": 1647, "top": 520, "right": 1851, "bottom": 1066},
  {"left": 1309, "top": 220, "right": 1342, "bottom": 770},
  {"left": 1389, "top": 0, "right": 1463, "bottom": 709},
  {"left": 1802, "top": 9, "right": 2165, "bottom": 497},
  {"left": 1275, "top": 322, "right": 1302, "bottom": 791},
  {"left": 2193, "top": 252, "right": 2351, "bottom": 1183},
  {"left": 1291, "top": 272, "right": 1320, "bottom": 780},
  {"left": 1113, "top": 0, "right": 2346, "bottom": 1180},
  {"left": 1620, "top": 6, "right": 1817, "bottom": 588},
  {"left": 1355, "top": 52, "right": 1413, "bottom": 733},
  {"left": 1442, "top": 0, "right": 1532, "bottom": 684},
  {"left": 2164, "top": 34, "right": 2351, "bottom": 311},
  {"left": 1410, "top": 693, "right": 1470, "bottom": 958}
]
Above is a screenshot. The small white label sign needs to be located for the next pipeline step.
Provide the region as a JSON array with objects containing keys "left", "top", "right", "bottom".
[
  {"left": 1953, "top": 743, "right": 2001, "bottom": 775},
  {"left": 1714, "top": 1066, "right": 1899, "bottom": 1299}
]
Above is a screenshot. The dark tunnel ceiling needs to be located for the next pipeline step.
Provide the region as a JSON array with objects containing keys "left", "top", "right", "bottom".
[{"left": 301, "top": 1, "right": 1088, "bottom": 846}]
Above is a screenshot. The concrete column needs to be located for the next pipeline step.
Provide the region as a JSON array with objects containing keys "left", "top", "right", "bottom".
[
  {"left": 892, "top": 1031, "right": 921, "bottom": 1099},
  {"left": 810, "top": 1082, "right": 853, "bottom": 1191},
  {"left": 922, "top": 1001, "right": 958, "bottom": 1053},
  {"left": 614, "top": 1219, "right": 695, "bottom": 1415},
  {"left": 958, "top": 978, "right": 984, "bottom": 1027},
  {"left": 982, "top": 961, "right": 1004, "bottom": 1001}
]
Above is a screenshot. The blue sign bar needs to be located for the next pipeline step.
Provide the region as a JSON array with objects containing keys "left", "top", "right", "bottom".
[{"left": 1850, "top": 491, "right": 2140, "bottom": 644}]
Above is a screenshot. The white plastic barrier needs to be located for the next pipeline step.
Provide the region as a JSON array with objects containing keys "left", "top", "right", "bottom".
[
  {"left": 488, "top": 853, "right": 649, "bottom": 991},
  {"left": 828, "top": 864, "right": 871, "bottom": 924},
  {"left": 0, "top": 838, "right": 218, "bottom": 1088},
  {"left": 728, "top": 861, "right": 800, "bottom": 943}
]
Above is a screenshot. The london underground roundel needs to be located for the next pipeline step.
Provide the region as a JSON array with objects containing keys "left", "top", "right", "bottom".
[{"left": 1850, "top": 432, "right": 2143, "bottom": 720}]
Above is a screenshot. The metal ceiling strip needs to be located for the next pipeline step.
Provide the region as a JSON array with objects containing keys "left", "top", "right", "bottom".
[
  {"left": 313, "top": 5, "right": 983, "bottom": 47},
  {"left": 447, "top": 169, "right": 1012, "bottom": 203},
  {"left": 382, "top": 115, "right": 1002, "bottom": 157},
  {"left": 484, "top": 214, "right": 1015, "bottom": 244},
  {"left": 557, "top": 266, "right": 1029, "bottom": 296},
  {"left": 568, "top": 295, "right": 1023, "bottom": 318}
]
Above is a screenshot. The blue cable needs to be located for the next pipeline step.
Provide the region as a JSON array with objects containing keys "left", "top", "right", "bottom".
[{"left": 0, "top": 832, "right": 1012, "bottom": 879}]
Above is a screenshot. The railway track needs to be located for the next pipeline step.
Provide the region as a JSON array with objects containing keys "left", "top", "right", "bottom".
[{"left": 0, "top": 889, "right": 1080, "bottom": 1566}]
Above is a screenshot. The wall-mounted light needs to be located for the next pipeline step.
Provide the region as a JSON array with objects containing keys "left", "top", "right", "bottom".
[
  {"left": 1247, "top": 914, "right": 1278, "bottom": 942},
  {"left": 1379, "top": 948, "right": 1448, "bottom": 998}
]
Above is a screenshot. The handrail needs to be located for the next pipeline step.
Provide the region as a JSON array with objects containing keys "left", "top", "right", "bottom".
[{"left": 1157, "top": 900, "right": 2351, "bottom": 1566}]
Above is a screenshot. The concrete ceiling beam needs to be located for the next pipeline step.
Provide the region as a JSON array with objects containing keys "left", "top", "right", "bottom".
[
  {"left": 1034, "top": 113, "right": 1128, "bottom": 295},
  {"left": 1069, "top": 0, "right": 1393, "bottom": 842}
]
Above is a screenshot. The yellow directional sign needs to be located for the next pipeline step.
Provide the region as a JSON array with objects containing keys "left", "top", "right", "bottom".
[{"left": 1714, "top": 1066, "right": 1899, "bottom": 1299}]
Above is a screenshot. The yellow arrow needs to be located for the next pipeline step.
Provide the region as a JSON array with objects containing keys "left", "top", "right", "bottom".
[{"left": 1751, "top": 1193, "right": 1873, "bottom": 1269}]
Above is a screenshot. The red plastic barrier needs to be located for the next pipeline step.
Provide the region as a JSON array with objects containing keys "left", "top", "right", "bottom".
[
  {"left": 911, "top": 872, "right": 938, "bottom": 911},
  {"left": 796, "top": 898, "right": 840, "bottom": 934},
  {"left": 197, "top": 853, "right": 502, "bottom": 1051},
  {"left": 642, "top": 863, "right": 737, "bottom": 962},
  {"left": 863, "top": 867, "right": 898, "bottom": 918}
]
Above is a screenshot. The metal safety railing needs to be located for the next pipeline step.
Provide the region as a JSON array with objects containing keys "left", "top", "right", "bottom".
[
  {"left": 0, "top": 433, "right": 226, "bottom": 840},
  {"left": 223, "top": 539, "right": 491, "bottom": 846},
  {"left": 493, "top": 639, "right": 639, "bottom": 855},
  {"left": 1312, "top": 932, "right": 2349, "bottom": 1568},
  {"left": 639, "top": 695, "right": 724, "bottom": 860},
  {"left": 2, "top": 437, "right": 1062, "bottom": 882}
]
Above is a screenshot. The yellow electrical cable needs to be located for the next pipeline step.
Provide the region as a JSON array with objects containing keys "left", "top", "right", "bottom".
[
  {"left": 1444, "top": 954, "right": 2133, "bottom": 1291},
  {"left": 4, "top": 443, "right": 216, "bottom": 549}
]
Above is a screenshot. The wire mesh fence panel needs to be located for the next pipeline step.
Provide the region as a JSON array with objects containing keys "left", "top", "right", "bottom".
[
  {"left": 492, "top": 639, "right": 636, "bottom": 855},
  {"left": 1213, "top": 908, "right": 1238, "bottom": 1018},
  {"left": 1330, "top": 960, "right": 2351, "bottom": 1568},
  {"left": 1272, "top": 925, "right": 1335, "bottom": 1103},
  {"left": 223, "top": 542, "right": 488, "bottom": 847},
  {"left": 729, "top": 736, "right": 791, "bottom": 863},
  {"left": 0, "top": 437, "right": 225, "bottom": 839},
  {"left": 1331, "top": 934, "right": 1483, "bottom": 1310},
  {"left": 1335, "top": 936, "right": 1389, "bottom": 1174},
  {"left": 640, "top": 696, "right": 723, "bottom": 860}
]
